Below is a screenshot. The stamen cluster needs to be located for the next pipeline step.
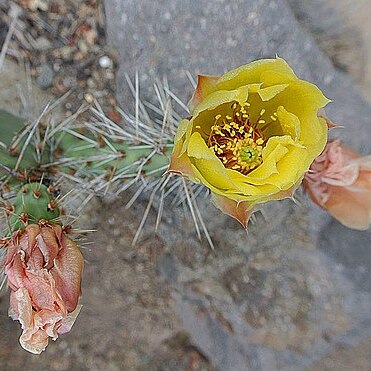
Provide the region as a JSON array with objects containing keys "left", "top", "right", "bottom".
[{"left": 207, "top": 102, "right": 265, "bottom": 174}]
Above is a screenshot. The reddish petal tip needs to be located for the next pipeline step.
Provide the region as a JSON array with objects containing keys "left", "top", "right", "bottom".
[{"left": 211, "top": 193, "right": 253, "bottom": 229}]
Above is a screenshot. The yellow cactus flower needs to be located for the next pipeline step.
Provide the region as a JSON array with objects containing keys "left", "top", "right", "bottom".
[{"left": 168, "top": 58, "right": 330, "bottom": 227}]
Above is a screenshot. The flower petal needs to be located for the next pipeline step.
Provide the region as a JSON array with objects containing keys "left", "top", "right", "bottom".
[
  {"left": 192, "top": 86, "right": 249, "bottom": 118},
  {"left": 58, "top": 304, "right": 82, "bottom": 334},
  {"left": 5, "top": 253, "right": 27, "bottom": 290},
  {"left": 51, "top": 235, "right": 83, "bottom": 312},
  {"left": 211, "top": 192, "right": 254, "bottom": 229},
  {"left": 188, "top": 132, "right": 237, "bottom": 191},
  {"left": 325, "top": 185, "right": 371, "bottom": 230},
  {"left": 174, "top": 119, "right": 192, "bottom": 148},
  {"left": 216, "top": 57, "right": 298, "bottom": 90},
  {"left": 246, "top": 135, "right": 292, "bottom": 183},
  {"left": 257, "top": 84, "right": 289, "bottom": 101},
  {"left": 226, "top": 170, "right": 281, "bottom": 199},
  {"left": 168, "top": 120, "right": 196, "bottom": 180},
  {"left": 24, "top": 269, "right": 57, "bottom": 310},
  {"left": 168, "top": 151, "right": 195, "bottom": 180},
  {"left": 276, "top": 106, "right": 301, "bottom": 140},
  {"left": 37, "top": 225, "right": 61, "bottom": 269},
  {"left": 189, "top": 74, "right": 220, "bottom": 112},
  {"left": 13, "top": 288, "right": 50, "bottom": 354}
]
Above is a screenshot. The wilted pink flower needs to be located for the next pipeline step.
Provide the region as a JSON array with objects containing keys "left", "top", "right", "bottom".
[
  {"left": 3, "top": 221, "right": 83, "bottom": 354},
  {"left": 304, "top": 140, "right": 371, "bottom": 229}
]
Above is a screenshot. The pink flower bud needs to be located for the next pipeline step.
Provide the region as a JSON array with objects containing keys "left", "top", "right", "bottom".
[
  {"left": 304, "top": 140, "right": 371, "bottom": 229},
  {"left": 3, "top": 221, "right": 84, "bottom": 354}
]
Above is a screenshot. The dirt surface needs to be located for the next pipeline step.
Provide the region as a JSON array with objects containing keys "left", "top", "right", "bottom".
[
  {"left": 0, "top": 0, "right": 119, "bottom": 121},
  {"left": 0, "top": 198, "right": 215, "bottom": 371}
]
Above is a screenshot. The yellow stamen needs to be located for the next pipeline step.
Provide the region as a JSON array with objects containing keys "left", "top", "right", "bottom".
[{"left": 207, "top": 101, "right": 267, "bottom": 175}]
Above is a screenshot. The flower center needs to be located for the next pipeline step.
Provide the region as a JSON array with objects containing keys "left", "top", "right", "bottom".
[
  {"left": 207, "top": 102, "right": 265, "bottom": 175},
  {"left": 239, "top": 144, "right": 260, "bottom": 163}
]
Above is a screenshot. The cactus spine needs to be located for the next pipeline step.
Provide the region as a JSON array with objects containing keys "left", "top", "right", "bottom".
[
  {"left": 8, "top": 183, "right": 60, "bottom": 232},
  {"left": 0, "top": 109, "right": 169, "bottom": 187}
]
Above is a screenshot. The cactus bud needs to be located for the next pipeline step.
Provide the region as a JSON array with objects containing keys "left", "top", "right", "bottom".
[{"left": 2, "top": 221, "right": 83, "bottom": 354}]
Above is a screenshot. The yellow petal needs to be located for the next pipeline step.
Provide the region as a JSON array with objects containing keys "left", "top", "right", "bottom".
[
  {"left": 298, "top": 111, "right": 328, "bottom": 158},
  {"left": 275, "top": 106, "right": 301, "bottom": 140},
  {"left": 168, "top": 119, "right": 196, "bottom": 179},
  {"left": 225, "top": 170, "right": 281, "bottom": 198},
  {"left": 256, "top": 80, "right": 329, "bottom": 156},
  {"left": 216, "top": 57, "right": 298, "bottom": 90},
  {"left": 248, "top": 83, "right": 263, "bottom": 93},
  {"left": 246, "top": 136, "right": 307, "bottom": 190},
  {"left": 260, "top": 70, "right": 298, "bottom": 86},
  {"left": 174, "top": 119, "right": 191, "bottom": 144},
  {"left": 263, "top": 146, "right": 309, "bottom": 189},
  {"left": 188, "top": 132, "right": 236, "bottom": 190},
  {"left": 187, "top": 131, "right": 216, "bottom": 159},
  {"left": 192, "top": 86, "right": 249, "bottom": 118},
  {"left": 247, "top": 136, "right": 292, "bottom": 182},
  {"left": 257, "top": 84, "right": 289, "bottom": 101}
]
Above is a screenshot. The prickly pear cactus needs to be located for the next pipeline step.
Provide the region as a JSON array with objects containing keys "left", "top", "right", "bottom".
[
  {"left": 8, "top": 183, "right": 60, "bottom": 232},
  {"left": 0, "top": 86, "right": 195, "bottom": 354},
  {"left": 0, "top": 80, "right": 193, "bottom": 250}
]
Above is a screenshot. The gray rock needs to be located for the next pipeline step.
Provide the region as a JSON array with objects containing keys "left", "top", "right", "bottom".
[
  {"left": 36, "top": 63, "right": 54, "bottom": 89},
  {"left": 319, "top": 221, "right": 371, "bottom": 292},
  {"left": 287, "top": 0, "right": 365, "bottom": 80},
  {"left": 105, "top": 0, "right": 371, "bottom": 369}
]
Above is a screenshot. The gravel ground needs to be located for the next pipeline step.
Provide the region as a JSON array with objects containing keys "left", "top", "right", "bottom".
[{"left": 0, "top": 0, "right": 119, "bottom": 121}]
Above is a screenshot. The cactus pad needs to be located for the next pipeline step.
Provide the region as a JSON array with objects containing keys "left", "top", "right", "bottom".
[{"left": 8, "top": 183, "right": 60, "bottom": 232}]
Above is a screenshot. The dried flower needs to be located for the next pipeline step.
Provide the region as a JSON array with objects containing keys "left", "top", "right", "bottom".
[
  {"left": 169, "top": 58, "right": 330, "bottom": 226},
  {"left": 3, "top": 221, "right": 83, "bottom": 354},
  {"left": 304, "top": 140, "right": 371, "bottom": 229}
]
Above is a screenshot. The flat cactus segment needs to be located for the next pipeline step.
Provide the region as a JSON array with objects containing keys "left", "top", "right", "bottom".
[
  {"left": 0, "top": 110, "right": 39, "bottom": 179},
  {"left": 55, "top": 131, "right": 170, "bottom": 177},
  {"left": 9, "top": 183, "right": 60, "bottom": 232},
  {"left": 0, "top": 110, "right": 25, "bottom": 144}
]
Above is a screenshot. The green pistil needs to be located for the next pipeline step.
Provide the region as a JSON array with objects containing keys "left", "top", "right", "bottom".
[{"left": 240, "top": 146, "right": 259, "bottom": 163}]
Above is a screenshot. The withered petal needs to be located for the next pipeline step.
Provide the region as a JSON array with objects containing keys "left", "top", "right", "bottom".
[
  {"left": 51, "top": 235, "right": 83, "bottom": 312},
  {"left": 37, "top": 226, "right": 60, "bottom": 269}
]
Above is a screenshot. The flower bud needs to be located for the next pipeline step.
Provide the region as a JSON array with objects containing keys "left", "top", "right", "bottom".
[
  {"left": 304, "top": 140, "right": 371, "bottom": 229},
  {"left": 3, "top": 221, "right": 84, "bottom": 354}
]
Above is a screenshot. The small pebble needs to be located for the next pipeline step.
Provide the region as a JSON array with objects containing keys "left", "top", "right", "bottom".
[
  {"left": 36, "top": 64, "right": 54, "bottom": 89},
  {"left": 99, "top": 56, "right": 113, "bottom": 69},
  {"left": 84, "top": 93, "right": 94, "bottom": 104}
]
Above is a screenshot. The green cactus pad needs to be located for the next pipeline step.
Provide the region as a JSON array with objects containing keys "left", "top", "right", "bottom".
[
  {"left": 57, "top": 131, "right": 170, "bottom": 177},
  {"left": 8, "top": 183, "right": 60, "bottom": 232},
  {"left": 1, "top": 108, "right": 170, "bottom": 194},
  {"left": 0, "top": 110, "right": 39, "bottom": 179}
]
